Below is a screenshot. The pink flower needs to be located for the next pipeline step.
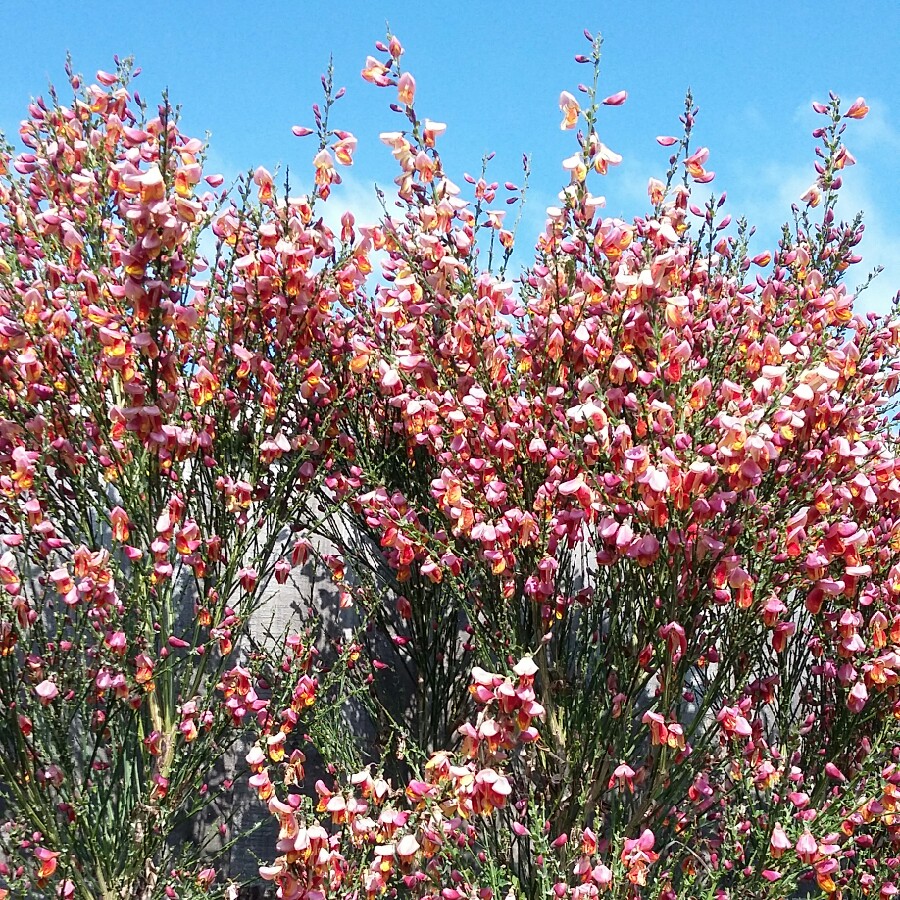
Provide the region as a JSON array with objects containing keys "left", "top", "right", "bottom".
[
  {"left": 559, "top": 91, "right": 580, "bottom": 130},
  {"left": 396, "top": 833, "right": 420, "bottom": 866},
  {"left": 591, "top": 863, "right": 613, "bottom": 888},
  {"left": 333, "top": 135, "right": 357, "bottom": 167},
  {"left": 643, "top": 710, "right": 669, "bottom": 746},
  {"left": 423, "top": 119, "right": 446, "bottom": 146},
  {"left": 361, "top": 56, "right": 390, "bottom": 86},
  {"left": 716, "top": 705, "right": 753, "bottom": 738},
  {"left": 602, "top": 91, "right": 628, "bottom": 106},
  {"left": 238, "top": 567, "right": 259, "bottom": 592},
  {"left": 845, "top": 97, "right": 869, "bottom": 119},
  {"left": 684, "top": 146, "right": 714, "bottom": 182},
  {"left": 769, "top": 823, "right": 792, "bottom": 858},
  {"left": 35, "top": 847, "right": 60, "bottom": 882},
  {"left": 397, "top": 72, "right": 416, "bottom": 106},
  {"left": 109, "top": 506, "right": 130, "bottom": 542},
  {"left": 106, "top": 631, "right": 126, "bottom": 655},
  {"left": 621, "top": 830, "right": 657, "bottom": 887},
  {"left": 609, "top": 763, "right": 636, "bottom": 792},
  {"left": 795, "top": 829, "right": 818, "bottom": 864},
  {"left": 559, "top": 475, "right": 586, "bottom": 496},
  {"left": 847, "top": 680, "right": 868, "bottom": 713},
  {"left": 513, "top": 656, "right": 538, "bottom": 679},
  {"left": 35, "top": 680, "right": 59, "bottom": 705}
]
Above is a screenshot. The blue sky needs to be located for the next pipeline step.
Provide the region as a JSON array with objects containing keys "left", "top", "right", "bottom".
[{"left": 1, "top": 1, "right": 897, "bottom": 308}]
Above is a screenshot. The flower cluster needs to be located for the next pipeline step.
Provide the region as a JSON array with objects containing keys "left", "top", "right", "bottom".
[
  {"left": 0, "top": 56, "right": 359, "bottom": 899},
  {"left": 0, "top": 27, "right": 897, "bottom": 900},
  {"left": 258, "top": 659, "right": 543, "bottom": 900},
  {"left": 275, "top": 29, "right": 899, "bottom": 900}
]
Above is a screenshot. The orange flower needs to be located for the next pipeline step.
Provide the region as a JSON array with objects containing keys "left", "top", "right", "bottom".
[
  {"left": 110, "top": 505, "right": 130, "bottom": 542},
  {"left": 558, "top": 91, "right": 580, "bottom": 130},
  {"left": 334, "top": 134, "right": 357, "bottom": 166},
  {"left": 35, "top": 848, "right": 60, "bottom": 884},
  {"left": 845, "top": 96, "right": 869, "bottom": 119},
  {"left": 397, "top": 72, "right": 416, "bottom": 106},
  {"left": 134, "top": 652, "right": 155, "bottom": 690},
  {"left": 361, "top": 56, "right": 389, "bottom": 86}
]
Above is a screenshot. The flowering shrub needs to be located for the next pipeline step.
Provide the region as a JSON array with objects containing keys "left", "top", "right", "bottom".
[
  {"left": 0, "top": 58, "right": 365, "bottom": 898},
  {"left": 0, "top": 28, "right": 898, "bottom": 900}
]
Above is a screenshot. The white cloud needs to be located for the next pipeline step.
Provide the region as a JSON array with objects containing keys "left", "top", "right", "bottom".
[{"left": 728, "top": 156, "right": 898, "bottom": 314}]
